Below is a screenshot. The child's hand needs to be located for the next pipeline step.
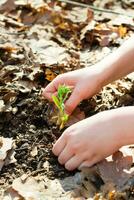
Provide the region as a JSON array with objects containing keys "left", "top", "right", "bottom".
[
  {"left": 52, "top": 109, "right": 125, "bottom": 171},
  {"left": 42, "top": 66, "right": 103, "bottom": 115}
]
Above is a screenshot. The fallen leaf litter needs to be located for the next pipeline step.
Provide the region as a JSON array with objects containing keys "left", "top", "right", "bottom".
[{"left": 0, "top": 0, "right": 134, "bottom": 199}]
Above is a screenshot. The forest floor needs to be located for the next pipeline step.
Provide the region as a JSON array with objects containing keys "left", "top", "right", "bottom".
[{"left": 1, "top": 0, "right": 134, "bottom": 199}]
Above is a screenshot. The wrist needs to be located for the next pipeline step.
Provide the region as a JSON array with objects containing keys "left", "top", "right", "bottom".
[
  {"left": 94, "top": 37, "right": 134, "bottom": 88},
  {"left": 98, "top": 109, "right": 125, "bottom": 148},
  {"left": 97, "top": 108, "right": 134, "bottom": 148},
  {"left": 91, "top": 62, "right": 116, "bottom": 90},
  {"left": 94, "top": 54, "right": 121, "bottom": 88},
  {"left": 110, "top": 107, "right": 134, "bottom": 146},
  {"left": 87, "top": 64, "right": 110, "bottom": 90}
]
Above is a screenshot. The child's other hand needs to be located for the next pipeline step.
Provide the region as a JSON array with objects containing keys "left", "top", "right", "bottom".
[
  {"left": 52, "top": 109, "right": 124, "bottom": 171},
  {"left": 42, "top": 66, "right": 103, "bottom": 115}
]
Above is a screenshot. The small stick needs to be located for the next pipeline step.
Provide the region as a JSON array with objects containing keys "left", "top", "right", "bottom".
[{"left": 58, "top": 0, "right": 134, "bottom": 18}]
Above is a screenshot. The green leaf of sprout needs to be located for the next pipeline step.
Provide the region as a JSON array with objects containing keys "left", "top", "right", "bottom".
[
  {"left": 62, "top": 113, "right": 69, "bottom": 122},
  {"left": 52, "top": 95, "right": 61, "bottom": 111},
  {"left": 52, "top": 84, "right": 72, "bottom": 129},
  {"left": 58, "top": 85, "right": 71, "bottom": 103}
]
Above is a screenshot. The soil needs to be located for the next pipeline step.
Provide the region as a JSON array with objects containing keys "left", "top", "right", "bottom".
[
  {"left": 0, "top": 0, "right": 134, "bottom": 199},
  {"left": 0, "top": 94, "right": 75, "bottom": 183}
]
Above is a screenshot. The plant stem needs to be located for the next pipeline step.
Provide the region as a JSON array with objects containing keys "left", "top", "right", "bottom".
[{"left": 58, "top": 0, "right": 134, "bottom": 18}]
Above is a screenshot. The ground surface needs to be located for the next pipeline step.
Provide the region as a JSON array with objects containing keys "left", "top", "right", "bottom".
[{"left": 0, "top": 0, "right": 134, "bottom": 199}]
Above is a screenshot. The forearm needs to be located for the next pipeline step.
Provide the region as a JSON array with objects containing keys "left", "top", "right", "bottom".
[
  {"left": 96, "top": 36, "right": 134, "bottom": 87},
  {"left": 108, "top": 106, "right": 134, "bottom": 146}
]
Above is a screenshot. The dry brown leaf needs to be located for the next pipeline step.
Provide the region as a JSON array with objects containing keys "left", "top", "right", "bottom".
[
  {"left": 0, "top": 137, "right": 13, "bottom": 160},
  {"left": 0, "top": 0, "right": 16, "bottom": 13},
  {"left": 15, "top": 0, "right": 51, "bottom": 11},
  {"left": 2, "top": 187, "right": 22, "bottom": 200},
  {"left": 111, "top": 15, "right": 134, "bottom": 26},
  {"left": 121, "top": 0, "right": 134, "bottom": 9},
  {"left": 12, "top": 177, "right": 46, "bottom": 199},
  {"left": 27, "top": 39, "right": 69, "bottom": 65},
  {"left": 3, "top": 175, "right": 79, "bottom": 200},
  {"left": 81, "top": 20, "right": 128, "bottom": 47},
  {"left": 27, "top": 0, "right": 47, "bottom": 10},
  {"left": 45, "top": 68, "right": 57, "bottom": 81},
  {"left": 4, "top": 149, "right": 16, "bottom": 167},
  {"left": 66, "top": 7, "right": 93, "bottom": 23},
  {"left": 43, "top": 160, "right": 50, "bottom": 172},
  {"left": 97, "top": 146, "right": 134, "bottom": 188},
  {"left": 80, "top": 167, "right": 104, "bottom": 199},
  {"left": 0, "top": 43, "right": 17, "bottom": 53},
  {"left": 80, "top": 20, "right": 96, "bottom": 41},
  {"left": 0, "top": 100, "right": 5, "bottom": 112},
  {"left": 118, "top": 25, "right": 127, "bottom": 38},
  {"left": 79, "top": 146, "right": 134, "bottom": 199},
  {"left": 66, "top": 108, "right": 85, "bottom": 127},
  {"left": 30, "top": 146, "right": 38, "bottom": 157},
  {"left": 0, "top": 137, "right": 3, "bottom": 148},
  {"left": 0, "top": 0, "right": 134, "bottom": 199},
  {"left": 0, "top": 137, "right": 15, "bottom": 171},
  {"left": 3, "top": 91, "right": 18, "bottom": 104},
  {"left": 12, "top": 0, "right": 54, "bottom": 26}
]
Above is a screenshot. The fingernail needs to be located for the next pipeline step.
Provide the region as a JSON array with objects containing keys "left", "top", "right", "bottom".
[{"left": 78, "top": 164, "right": 91, "bottom": 170}]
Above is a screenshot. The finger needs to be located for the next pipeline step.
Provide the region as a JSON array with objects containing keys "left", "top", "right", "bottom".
[
  {"left": 42, "top": 75, "right": 74, "bottom": 100},
  {"left": 42, "top": 81, "right": 57, "bottom": 100},
  {"left": 78, "top": 158, "right": 97, "bottom": 170},
  {"left": 52, "top": 134, "right": 66, "bottom": 156},
  {"left": 65, "top": 87, "right": 82, "bottom": 115},
  {"left": 58, "top": 144, "right": 74, "bottom": 165},
  {"left": 65, "top": 155, "right": 84, "bottom": 171},
  {"left": 42, "top": 74, "right": 67, "bottom": 99},
  {"left": 42, "top": 90, "right": 57, "bottom": 101}
]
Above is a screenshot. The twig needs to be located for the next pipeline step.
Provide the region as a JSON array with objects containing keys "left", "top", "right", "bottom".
[
  {"left": 21, "top": 168, "right": 46, "bottom": 183},
  {"left": 58, "top": 0, "right": 134, "bottom": 18}
]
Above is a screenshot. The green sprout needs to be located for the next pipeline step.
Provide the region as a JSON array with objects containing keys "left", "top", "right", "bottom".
[{"left": 52, "top": 84, "right": 72, "bottom": 129}]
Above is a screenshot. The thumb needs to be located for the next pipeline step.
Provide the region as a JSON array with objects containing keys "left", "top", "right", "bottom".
[{"left": 65, "top": 87, "right": 82, "bottom": 115}]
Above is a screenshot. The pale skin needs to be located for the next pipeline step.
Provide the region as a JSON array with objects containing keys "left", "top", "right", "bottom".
[{"left": 43, "top": 36, "right": 134, "bottom": 171}]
